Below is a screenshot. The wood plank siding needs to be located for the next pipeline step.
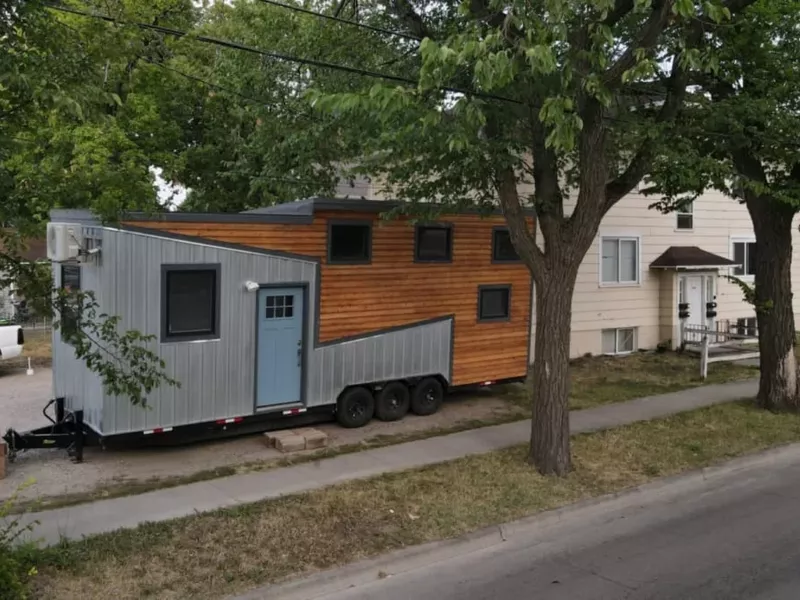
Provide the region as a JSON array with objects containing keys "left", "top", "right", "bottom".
[{"left": 128, "top": 211, "right": 533, "bottom": 386}]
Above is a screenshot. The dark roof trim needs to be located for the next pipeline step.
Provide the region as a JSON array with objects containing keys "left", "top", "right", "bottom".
[
  {"left": 119, "top": 224, "right": 321, "bottom": 264},
  {"left": 650, "top": 246, "right": 738, "bottom": 269},
  {"left": 124, "top": 212, "right": 314, "bottom": 225},
  {"left": 52, "top": 197, "right": 533, "bottom": 226}
]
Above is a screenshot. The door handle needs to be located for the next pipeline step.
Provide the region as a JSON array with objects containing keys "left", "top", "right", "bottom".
[{"left": 297, "top": 346, "right": 302, "bottom": 366}]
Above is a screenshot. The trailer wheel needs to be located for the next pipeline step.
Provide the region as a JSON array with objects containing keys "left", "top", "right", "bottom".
[
  {"left": 336, "top": 386, "right": 375, "bottom": 428},
  {"left": 411, "top": 377, "right": 444, "bottom": 416},
  {"left": 375, "top": 382, "right": 410, "bottom": 422}
]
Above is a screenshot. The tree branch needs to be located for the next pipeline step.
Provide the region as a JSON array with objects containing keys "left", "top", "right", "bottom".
[
  {"left": 604, "top": 35, "right": 695, "bottom": 209},
  {"left": 603, "top": 0, "right": 635, "bottom": 27},
  {"left": 603, "top": 0, "right": 674, "bottom": 88},
  {"left": 385, "top": 0, "right": 431, "bottom": 39},
  {"left": 495, "top": 164, "right": 545, "bottom": 278}
]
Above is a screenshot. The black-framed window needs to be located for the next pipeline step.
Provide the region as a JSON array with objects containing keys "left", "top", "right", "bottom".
[
  {"left": 161, "top": 264, "right": 221, "bottom": 342},
  {"left": 478, "top": 285, "right": 511, "bottom": 322},
  {"left": 60, "top": 264, "right": 81, "bottom": 291},
  {"left": 328, "top": 221, "right": 371, "bottom": 264},
  {"left": 59, "top": 264, "right": 82, "bottom": 338},
  {"left": 492, "top": 228, "right": 520, "bottom": 262},
  {"left": 415, "top": 224, "right": 452, "bottom": 262}
]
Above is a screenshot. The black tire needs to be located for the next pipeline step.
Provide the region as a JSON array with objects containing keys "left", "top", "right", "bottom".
[
  {"left": 375, "top": 382, "right": 411, "bottom": 422},
  {"left": 336, "top": 386, "right": 375, "bottom": 428},
  {"left": 410, "top": 377, "right": 444, "bottom": 416}
]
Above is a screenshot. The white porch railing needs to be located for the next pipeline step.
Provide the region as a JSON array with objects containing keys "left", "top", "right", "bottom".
[{"left": 680, "top": 319, "right": 759, "bottom": 379}]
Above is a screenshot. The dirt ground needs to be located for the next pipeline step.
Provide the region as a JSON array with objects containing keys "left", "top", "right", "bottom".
[{"left": 0, "top": 369, "right": 519, "bottom": 504}]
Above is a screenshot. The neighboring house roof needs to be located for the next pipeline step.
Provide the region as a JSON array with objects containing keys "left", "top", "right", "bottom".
[
  {"left": 0, "top": 233, "right": 47, "bottom": 263},
  {"left": 650, "top": 246, "right": 738, "bottom": 269}
]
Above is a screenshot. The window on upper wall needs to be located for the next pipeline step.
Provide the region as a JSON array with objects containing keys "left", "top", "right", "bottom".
[
  {"left": 492, "top": 228, "right": 520, "bottom": 262},
  {"left": 328, "top": 222, "right": 371, "bottom": 264},
  {"left": 676, "top": 201, "right": 694, "bottom": 230},
  {"left": 478, "top": 285, "right": 511, "bottom": 322},
  {"left": 162, "top": 264, "right": 220, "bottom": 342},
  {"left": 602, "top": 327, "right": 637, "bottom": 355},
  {"left": 415, "top": 224, "right": 452, "bottom": 262},
  {"left": 600, "top": 237, "right": 639, "bottom": 285},
  {"left": 732, "top": 240, "right": 756, "bottom": 278}
]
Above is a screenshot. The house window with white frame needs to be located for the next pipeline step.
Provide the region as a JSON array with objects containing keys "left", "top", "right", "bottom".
[
  {"left": 732, "top": 239, "right": 756, "bottom": 278},
  {"left": 601, "top": 237, "right": 639, "bottom": 284},
  {"left": 602, "top": 327, "right": 637, "bottom": 355},
  {"left": 676, "top": 201, "right": 693, "bottom": 230}
]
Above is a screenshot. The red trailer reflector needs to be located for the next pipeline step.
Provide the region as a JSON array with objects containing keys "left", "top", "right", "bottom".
[
  {"left": 215, "top": 417, "right": 244, "bottom": 425},
  {"left": 143, "top": 427, "right": 173, "bottom": 435},
  {"left": 282, "top": 408, "right": 307, "bottom": 416}
]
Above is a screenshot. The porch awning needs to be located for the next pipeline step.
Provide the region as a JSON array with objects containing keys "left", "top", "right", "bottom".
[{"left": 650, "top": 246, "right": 738, "bottom": 270}]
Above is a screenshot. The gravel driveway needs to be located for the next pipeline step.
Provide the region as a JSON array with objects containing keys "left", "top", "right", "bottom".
[{"left": 0, "top": 368, "right": 518, "bottom": 505}]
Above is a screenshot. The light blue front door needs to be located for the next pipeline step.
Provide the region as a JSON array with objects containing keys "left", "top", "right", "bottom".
[{"left": 256, "top": 287, "right": 304, "bottom": 407}]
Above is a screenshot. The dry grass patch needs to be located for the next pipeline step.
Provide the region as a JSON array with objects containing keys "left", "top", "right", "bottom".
[
  {"left": 29, "top": 401, "right": 800, "bottom": 600},
  {"left": 502, "top": 351, "right": 758, "bottom": 411}
]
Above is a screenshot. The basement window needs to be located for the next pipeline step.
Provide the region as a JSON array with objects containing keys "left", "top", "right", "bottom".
[
  {"left": 415, "top": 224, "right": 452, "bottom": 262},
  {"left": 162, "top": 264, "right": 220, "bottom": 342},
  {"left": 478, "top": 285, "right": 511, "bottom": 322},
  {"left": 328, "top": 221, "right": 372, "bottom": 264},
  {"left": 602, "top": 328, "right": 637, "bottom": 355},
  {"left": 492, "top": 228, "right": 520, "bottom": 262}
]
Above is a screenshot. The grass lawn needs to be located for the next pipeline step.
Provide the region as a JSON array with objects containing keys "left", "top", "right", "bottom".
[
  {"left": 21, "top": 400, "right": 799, "bottom": 600},
  {"left": 503, "top": 350, "right": 758, "bottom": 411}
]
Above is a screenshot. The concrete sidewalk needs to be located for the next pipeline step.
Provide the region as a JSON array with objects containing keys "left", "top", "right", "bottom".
[{"left": 16, "top": 379, "right": 757, "bottom": 546}]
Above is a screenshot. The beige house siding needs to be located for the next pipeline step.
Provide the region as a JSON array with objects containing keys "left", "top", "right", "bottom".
[{"left": 565, "top": 189, "right": 800, "bottom": 357}]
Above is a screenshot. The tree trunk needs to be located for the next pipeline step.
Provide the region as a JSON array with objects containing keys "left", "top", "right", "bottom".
[
  {"left": 528, "top": 268, "right": 578, "bottom": 475},
  {"left": 746, "top": 198, "right": 798, "bottom": 410}
]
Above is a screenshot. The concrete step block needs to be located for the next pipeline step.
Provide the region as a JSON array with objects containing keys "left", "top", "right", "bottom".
[
  {"left": 263, "top": 429, "right": 297, "bottom": 448},
  {"left": 275, "top": 434, "right": 307, "bottom": 453}
]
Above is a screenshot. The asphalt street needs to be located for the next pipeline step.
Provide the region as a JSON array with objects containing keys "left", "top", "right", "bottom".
[{"left": 251, "top": 445, "right": 800, "bottom": 600}]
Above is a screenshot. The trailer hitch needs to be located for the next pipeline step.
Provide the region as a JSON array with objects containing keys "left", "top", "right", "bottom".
[{"left": 2, "top": 398, "right": 85, "bottom": 463}]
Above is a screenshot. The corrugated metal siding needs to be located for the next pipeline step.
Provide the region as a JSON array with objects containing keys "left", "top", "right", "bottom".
[
  {"left": 52, "top": 257, "right": 105, "bottom": 432},
  {"left": 306, "top": 318, "right": 452, "bottom": 407},
  {"left": 51, "top": 226, "right": 454, "bottom": 436},
  {"left": 99, "top": 229, "right": 317, "bottom": 435}
]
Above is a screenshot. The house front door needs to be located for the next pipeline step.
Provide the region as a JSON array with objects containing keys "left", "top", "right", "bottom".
[
  {"left": 684, "top": 275, "right": 704, "bottom": 328},
  {"left": 256, "top": 287, "right": 304, "bottom": 408}
]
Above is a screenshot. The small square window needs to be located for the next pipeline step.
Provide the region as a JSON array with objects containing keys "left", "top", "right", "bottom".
[
  {"left": 265, "top": 295, "right": 295, "bottom": 320},
  {"left": 415, "top": 225, "right": 452, "bottom": 262},
  {"left": 492, "top": 228, "right": 520, "bottom": 262},
  {"left": 478, "top": 285, "right": 511, "bottom": 321},
  {"left": 328, "top": 222, "right": 371, "bottom": 264},
  {"left": 162, "top": 264, "right": 220, "bottom": 342}
]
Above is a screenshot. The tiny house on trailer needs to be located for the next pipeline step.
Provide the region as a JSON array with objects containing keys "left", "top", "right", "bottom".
[{"left": 44, "top": 199, "right": 533, "bottom": 444}]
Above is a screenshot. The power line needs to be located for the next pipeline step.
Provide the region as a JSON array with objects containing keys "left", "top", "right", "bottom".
[
  {"left": 254, "top": 0, "right": 420, "bottom": 42},
  {"left": 44, "top": 4, "right": 797, "bottom": 149},
  {"left": 45, "top": 4, "right": 522, "bottom": 105}
]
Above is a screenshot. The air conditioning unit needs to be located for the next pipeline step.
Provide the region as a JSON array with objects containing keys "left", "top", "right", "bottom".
[{"left": 46, "top": 223, "right": 82, "bottom": 262}]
